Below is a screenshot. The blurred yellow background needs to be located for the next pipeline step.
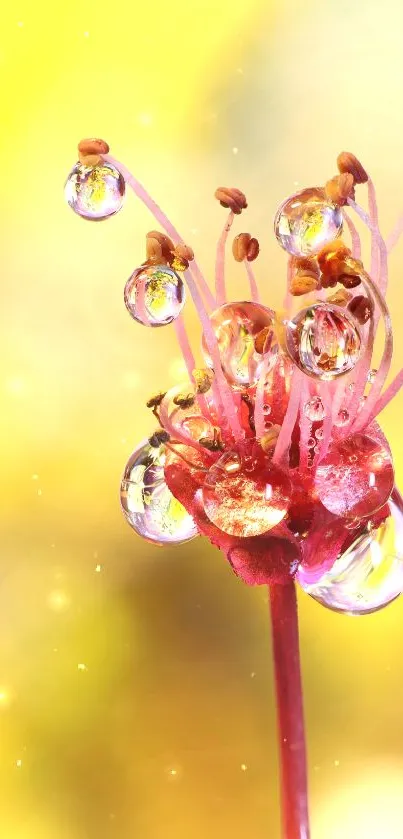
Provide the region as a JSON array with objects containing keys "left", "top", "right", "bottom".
[{"left": 1, "top": 0, "right": 403, "bottom": 836}]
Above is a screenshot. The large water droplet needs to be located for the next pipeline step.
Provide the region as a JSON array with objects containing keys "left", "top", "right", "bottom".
[
  {"left": 120, "top": 440, "right": 198, "bottom": 544},
  {"left": 160, "top": 383, "right": 214, "bottom": 443},
  {"left": 202, "top": 441, "right": 291, "bottom": 537},
  {"left": 303, "top": 396, "right": 325, "bottom": 422},
  {"left": 286, "top": 303, "right": 361, "bottom": 380},
  {"left": 298, "top": 490, "right": 403, "bottom": 614},
  {"left": 202, "top": 302, "right": 276, "bottom": 389},
  {"left": 124, "top": 264, "right": 185, "bottom": 327},
  {"left": 315, "top": 433, "right": 395, "bottom": 519},
  {"left": 64, "top": 161, "right": 125, "bottom": 220},
  {"left": 274, "top": 187, "right": 343, "bottom": 257}
]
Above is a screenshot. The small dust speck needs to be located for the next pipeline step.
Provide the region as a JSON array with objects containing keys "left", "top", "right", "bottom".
[{"left": 77, "top": 663, "right": 88, "bottom": 672}]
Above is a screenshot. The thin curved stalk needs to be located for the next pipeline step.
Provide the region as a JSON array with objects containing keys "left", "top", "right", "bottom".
[
  {"left": 215, "top": 211, "right": 234, "bottom": 305},
  {"left": 244, "top": 259, "right": 260, "bottom": 303},
  {"left": 106, "top": 154, "right": 216, "bottom": 311},
  {"left": 269, "top": 582, "right": 310, "bottom": 839}
]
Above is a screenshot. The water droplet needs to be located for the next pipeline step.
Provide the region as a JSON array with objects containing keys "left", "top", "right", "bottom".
[
  {"left": 298, "top": 491, "right": 403, "bottom": 614},
  {"left": 304, "top": 396, "right": 325, "bottom": 422},
  {"left": 335, "top": 408, "right": 350, "bottom": 427},
  {"left": 263, "top": 404, "right": 271, "bottom": 415},
  {"left": 202, "top": 302, "right": 276, "bottom": 389},
  {"left": 286, "top": 303, "right": 361, "bottom": 380},
  {"left": 315, "top": 434, "right": 394, "bottom": 519},
  {"left": 202, "top": 441, "right": 291, "bottom": 537},
  {"left": 315, "top": 427, "right": 324, "bottom": 441},
  {"left": 124, "top": 264, "right": 185, "bottom": 327},
  {"left": 160, "top": 383, "right": 215, "bottom": 443},
  {"left": 64, "top": 161, "right": 125, "bottom": 220},
  {"left": 368, "top": 368, "right": 378, "bottom": 384},
  {"left": 120, "top": 440, "right": 198, "bottom": 544},
  {"left": 264, "top": 420, "right": 273, "bottom": 430},
  {"left": 308, "top": 437, "right": 316, "bottom": 448},
  {"left": 274, "top": 187, "right": 343, "bottom": 257}
]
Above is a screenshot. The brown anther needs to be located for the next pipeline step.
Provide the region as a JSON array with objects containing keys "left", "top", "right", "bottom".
[
  {"left": 348, "top": 294, "right": 374, "bottom": 324},
  {"left": 291, "top": 256, "right": 320, "bottom": 278},
  {"left": 318, "top": 239, "right": 352, "bottom": 283},
  {"left": 233, "top": 233, "right": 260, "bottom": 262},
  {"left": 337, "top": 151, "right": 368, "bottom": 185},
  {"left": 215, "top": 187, "right": 247, "bottom": 214},
  {"left": 326, "top": 288, "right": 353, "bottom": 306},
  {"left": 148, "top": 429, "right": 170, "bottom": 448},
  {"left": 260, "top": 425, "right": 281, "bottom": 453},
  {"left": 241, "top": 393, "right": 256, "bottom": 432},
  {"left": 78, "top": 138, "right": 110, "bottom": 155},
  {"left": 232, "top": 233, "right": 251, "bottom": 261},
  {"left": 171, "top": 242, "right": 194, "bottom": 272},
  {"left": 290, "top": 271, "right": 319, "bottom": 296},
  {"left": 247, "top": 237, "right": 259, "bottom": 261},
  {"left": 173, "top": 393, "right": 195, "bottom": 410},
  {"left": 192, "top": 368, "right": 214, "bottom": 394},
  {"left": 339, "top": 273, "right": 361, "bottom": 289},
  {"left": 146, "top": 392, "right": 167, "bottom": 409},
  {"left": 78, "top": 138, "right": 109, "bottom": 168},
  {"left": 324, "top": 173, "right": 355, "bottom": 206},
  {"left": 254, "top": 326, "right": 273, "bottom": 354},
  {"left": 199, "top": 428, "right": 225, "bottom": 452},
  {"left": 146, "top": 230, "right": 175, "bottom": 265}
]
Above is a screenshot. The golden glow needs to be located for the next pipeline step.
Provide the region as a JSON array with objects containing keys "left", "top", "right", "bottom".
[{"left": 1, "top": 0, "right": 403, "bottom": 835}]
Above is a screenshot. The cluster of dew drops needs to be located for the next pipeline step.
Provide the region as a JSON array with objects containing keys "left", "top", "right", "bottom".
[{"left": 65, "top": 141, "right": 403, "bottom": 616}]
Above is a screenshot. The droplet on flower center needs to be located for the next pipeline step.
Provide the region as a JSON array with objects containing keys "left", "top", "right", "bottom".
[
  {"left": 314, "top": 434, "right": 395, "bottom": 519},
  {"left": 202, "top": 442, "right": 292, "bottom": 537},
  {"left": 274, "top": 187, "right": 343, "bottom": 257},
  {"left": 202, "top": 302, "right": 276, "bottom": 389},
  {"left": 286, "top": 303, "right": 361, "bottom": 380},
  {"left": 303, "top": 396, "right": 326, "bottom": 422}
]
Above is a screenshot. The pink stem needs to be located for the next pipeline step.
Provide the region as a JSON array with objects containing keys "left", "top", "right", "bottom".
[
  {"left": 371, "top": 368, "right": 403, "bottom": 421},
  {"left": 342, "top": 210, "right": 361, "bottom": 259},
  {"left": 215, "top": 211, "right": 234, "bottom": 305},
  {"left": 105, "top": 154, "right": 216, "bottom": 310},
  {"left": 244, "top": 259, "right": 260, "bottom": 303},
  {"left": 269, "top": 583, "right": 310, "bottom": 839},
  {"left": 273, "top": 370, "right": 304, "bottom": 466}
]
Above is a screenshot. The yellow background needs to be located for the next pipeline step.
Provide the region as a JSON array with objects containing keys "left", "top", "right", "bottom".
[{"left": 1, "top": 0, "right": 403, "bottom": 836}]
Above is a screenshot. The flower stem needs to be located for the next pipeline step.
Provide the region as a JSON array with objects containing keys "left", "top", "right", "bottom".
[{"left": 269, "top": 582, "right": 310, "bottom": 839}]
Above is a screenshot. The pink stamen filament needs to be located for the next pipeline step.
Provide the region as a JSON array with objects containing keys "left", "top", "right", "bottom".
[
  {"left": 215, "top": 211, "right": 234, "bottom": 306},
  {"left": 386, "top": 215, "right": 403, "bottom": 253},
  {"left": 244, "top": 259, "right": 260, "bottom": 303},
  {"left": 273, "top": 369, "right": 304, "bottom": 466},
  {"left": 352, "top": 270, "right": 393, "bottom": 432},
  {"left": 105, "top": 154, "right": 216, "bottom": 311},
  {"left": 371, "top": 368, "right": 403, "bottom": 421},
  {"left": 298, "top": 379, "right": 312, "bottom": 471},
  {"left": 342, "top": 209, "right": 361, "bottom": 259},
  {"left": 173, "top": 315, "right": 195, "bottom": 380}
]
